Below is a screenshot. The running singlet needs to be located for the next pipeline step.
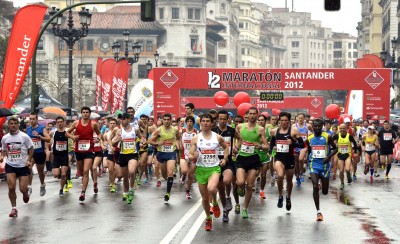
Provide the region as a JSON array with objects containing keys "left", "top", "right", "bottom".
[
  {"left": 337, "top": 133, "right": 352, "bottom": 154},
  {"left": 296, "top": 123, "right": 308, "bottom": 141},
  {"left": 52, "top": 130, "right": 68, "bottom": 156},
  {"left": 238, "top": 124, "right": 260, "bottom": 157},
  {"left": 181, "top": 128, "right": 198, "bottom": 160},
  {"left": 308, "top": 132, "right": 329, "bottom": 164},
  {"left": 93, "top": 132, "right": 102, "bottom": 152},
  {"left": 75, "top": 119, "right": 94, "bottom": 153},
  {"left": 157, "top": 126, "right": 177, "bottom": 153},
  {"left": 212, "top": 126, "right": 235, "bottom": 159},
  {"left": 275, "top": 127, "right": 295, "bottom": 161},
  {"left": 196, "top": 132, "right": 220, "bottom": 167},
  {"left": 378, "top": 129, "right": 396, "bottom": 149},
  {"left": 120, "top": 127, "right": 136, "bottom": 154},
  {"left": 364, "top": 134, "right": 377, "bottom": 152},
  {"left": 26, "top": 125, "right": 46, "bottom": 153},
  {"left": 1, "top": 131, "right": 33, "bottom": 168}
]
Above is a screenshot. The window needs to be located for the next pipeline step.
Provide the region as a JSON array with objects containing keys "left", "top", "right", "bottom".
[
  {"left": 348, "top": 52, "right": 351, "bottom": 58},
  {"left": 172, "top": 8, "right": 179, "bottom": 19},
  {"left": 333, "top": 51, "right": 342, "bottom": 58},
  {"left": 353, "top": 43, "right": 357, "bottom": 49},
  {"left": 146, "top": 40, "right": 153, "bottom": 52},
  {"left": 138, "top": 64, "right": 147, "bottom": 78},
  {"left": 159, "top": 7, "right": 164, "bottom": 19},
  {"left": 59, "top": 64, "right": 68, "bottom": 78},
  {"left": 37, "top": 39, "right": 44, "bottom": 51},
  {"left": 78, "top": 40, "right": 84, "bottom": 51},
  {"left": 37, "top": 63, "right": 48, "bottom": 77},
  {"left": 137, "top": 40, "right": 144, "bottom": 52},
  {"left": 58, "top": 40, "right": 64, "bottom": 51},
  {"left": 221, "top": 3, "right": 226, "bottom": 14},
  {"left": 87, "top": 40, "right": 93, "bottom": 51},
  {"left": 348, "top": 43, "right": 351, "bottom": 49},
  {"left": 78, "top": 64, "right": 92, "bottom": 78},
  {"left": 191, "top": 38, "right": 198, "bottom": 51},
  {"left": 241, "top": 48, "right": 245, "bottom": 55},
  {"left": 318, "top": 43, "right": 320, "bottom": 49},
  {"left": 291, "top": 63, "right": 299, "bottom": 68},
  {"left": 188, "top": 8, "right": 200, "bottom": 20},
  {"left": 353, "top": 51, "right": 358, "bottom": 58},
  {"left": 239, "top": 22, "right": 243, "bottom": 28},
  {"left": 292, "top": 52, "right": 299, "bottom": 58},
  {"left": 334, "top": 42, "right": 342, "bottom": 48},
  {"left": 292, "top": 41, "right": 299, "bottom": 48},
  {"left": 218, "top": 55, "right": 227, "bottom": 63}
]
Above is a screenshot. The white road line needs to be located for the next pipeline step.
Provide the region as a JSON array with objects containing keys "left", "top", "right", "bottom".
[
  {"left": 159, "top": 198, "right": 202, "bottom": 244},
  {"left": 181, "top": 211, "right": 206, "bottom": 244}
]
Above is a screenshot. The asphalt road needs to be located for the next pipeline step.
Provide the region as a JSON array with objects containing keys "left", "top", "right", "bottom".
[{"left": 0, "top": 162, "right": 399, "bottom": 243}]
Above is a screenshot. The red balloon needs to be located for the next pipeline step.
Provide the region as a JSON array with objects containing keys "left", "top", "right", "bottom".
[
  {"left": 272, "top": 109, "right": 281, "bottom": 116},
  {"left": 234, "top": 92, "right": 250, "bottom": 107},
  {"left": 325, "top": 104, "right": 341, "bottom": 119},
  {"left": 237, "top": 103, "right": 252, "bottom": 116},
  {"left": 261, "top": 112, "right": 270, "bottom": 117},
  {"left": 338, "top": 114, "right": 352, "bottom": 125},
  {"left": 213, "top": 91, "right": 229, "bottom": 106}
]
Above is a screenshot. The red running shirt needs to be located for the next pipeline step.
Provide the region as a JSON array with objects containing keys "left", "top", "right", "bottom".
[{"left": 75, "top": 119, "right": 94, "bottom": 153}]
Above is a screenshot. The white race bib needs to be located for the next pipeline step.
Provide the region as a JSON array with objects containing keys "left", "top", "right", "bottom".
[
  {"left": 122, "top": 138, "right": 135, "bottom": 150},
  {"left": 184, "top": 140, "right": 191, "bottom": 151},
  {"left": 56, "top": 141, "right": 67, "bottom": 151},
  {"left": 240, "top": 141, "right": 255, "bottom": 154},
  {"left": 384, "top": 133, "right": 392, "bottom": 141},
  {"left": 312, "top": 145, "right": 326, "bottom": 158},
  {"left": 32, "top": 138, "right": 42, "bottom": 149},
  {"left": 161, "top": 142, "right": 174, "bottom": 152},
  {"left": 78, "top": 140, "right": 90, "bottom": 151},
  {"left": 339, "top": 145, "right": 349, "bottom": 154},
  {"left": 201, "top": 149, "right": 217, "bottom": 165},
  {"left": 365, "top": 143, "right": 375, "bottom": 151},
  {"left": 276, "top": 140, "right": 289, "bottom": 153},
  {"left": 9, "top": 150, "right": 22, "bottom": 162}
]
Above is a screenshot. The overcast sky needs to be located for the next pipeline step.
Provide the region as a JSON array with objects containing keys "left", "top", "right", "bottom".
[{"left": 13, "top": 0, "right": 360, "bottom": 35}]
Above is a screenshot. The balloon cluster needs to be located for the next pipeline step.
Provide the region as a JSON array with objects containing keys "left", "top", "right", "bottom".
[{"left": 325, "top": 103, "right": 352, "bottom": 125}]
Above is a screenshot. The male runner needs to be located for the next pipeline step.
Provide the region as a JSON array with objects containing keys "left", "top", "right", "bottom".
[
  {"left": 378, "top": 120, "right": 397, "bottom": 179},
  {"left": 292, "top": 113, "right": 310, "bottom": 186}
]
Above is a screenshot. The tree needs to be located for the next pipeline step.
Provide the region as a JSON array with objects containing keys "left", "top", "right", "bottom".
[{"left": 0, "top": 0, "right": 16, "bottom": 22}]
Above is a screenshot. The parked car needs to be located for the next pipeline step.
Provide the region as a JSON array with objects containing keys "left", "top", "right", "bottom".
[{"left": 390, "top": 114, "right": 400, "bottom": 125}]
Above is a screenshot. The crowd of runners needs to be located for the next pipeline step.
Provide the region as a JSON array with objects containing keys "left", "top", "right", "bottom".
[{"left": 0, "top": 104, "right": 398, "bottom": 231}]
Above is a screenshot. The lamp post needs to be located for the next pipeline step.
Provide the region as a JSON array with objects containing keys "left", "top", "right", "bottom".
[
  {"left": 146, "top": 60, "right": 153, "bottom": 76},
  {"left": 48, "top": 0, "right": 91, "bottom": 111},
  {"left": 380, "top": 37, "right": 400, "bottom": 109},
  {"left": 154, "top": 51, "right": 159, "bottom": 67}
]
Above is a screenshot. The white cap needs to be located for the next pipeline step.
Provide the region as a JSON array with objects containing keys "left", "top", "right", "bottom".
[
  {"left": 344, "top": 117, "right": 351, "bottom": 123},
  {"left": 368, "top": 125, "right": 375, "bottom": 130}
]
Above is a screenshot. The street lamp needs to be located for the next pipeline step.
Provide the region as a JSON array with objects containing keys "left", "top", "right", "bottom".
[
  {"left": 146, "top": 60, "right": 153, "bottom": 76},
  {"left": 48, "top": 1, "right": 92, "bottom": 111},
  {"left": 112, "top": 41, "right": 121, "bottom": 61},
  {"left": 381, "top": 37, "right": 400, "bottom": 109},
  {"left": 154, "top": 51, "right": 159, "bottom": 67}
]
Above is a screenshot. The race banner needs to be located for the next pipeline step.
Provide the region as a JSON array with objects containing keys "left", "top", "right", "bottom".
[
  {"left": 110, "top": 60, "right": 130, "bottom": 114},
  {"left": 95, "top": 57, "right": 103, "bottom": 113},
  {"left": 100, "top": 59, "right": 115, "bottom": 112},
  {"left": 0, "top": 4, "right": 47, "bottom": 126}
]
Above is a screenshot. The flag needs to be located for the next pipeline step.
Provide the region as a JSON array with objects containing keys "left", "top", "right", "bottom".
[
  {"left": 101, "top": 59, "right": 115, "bottom": 112},
  {"left": 0, "top": 4, "right": 47, "bottom": 127},
  {"left": 95, "top": 57, "right": 103, "bottom": 113},
  {"left": 110, "top": 60, "right": 130, "bottom": 114},
  {"left": 192, "top": 40, "right": 197, "bottom": 51}
]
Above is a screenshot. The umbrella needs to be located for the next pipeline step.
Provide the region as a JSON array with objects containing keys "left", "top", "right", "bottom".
[
  {"left": 90, "top": 112, "right": 100, "bottom": 119},
  {"left": 0, "top": 108, "right": 15, "bottom": 118},
  {"left": 43, "top": 112, "right": 65, "bottom": 120},
  {"left": 42, "top": 107, "right": 66, "bottom": 117}
]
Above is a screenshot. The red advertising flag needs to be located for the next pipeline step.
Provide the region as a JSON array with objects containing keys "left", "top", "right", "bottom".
[
  {"left": 0, "top": 4, "right": 47, "bottom": 125},
  {"left": 110, "top": 60, "right": 130, "bottom": 114},
  {"left": 95, "top": 57, "right": 103, "bottom": 113},
  {"left": 100, "top": 59, "right": 115, "bottom": 112}
]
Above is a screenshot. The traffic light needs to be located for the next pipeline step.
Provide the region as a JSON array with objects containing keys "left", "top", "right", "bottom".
[
  {"left": 141, "top": 0, "right": 156, "bottom": 22},
  {"left": 33, "top": 84, "right": 40, "bottom": 108}
]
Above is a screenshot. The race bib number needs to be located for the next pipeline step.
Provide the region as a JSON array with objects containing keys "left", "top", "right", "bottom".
[
  {"left": 161, "top": 142, "right": 174, "bottom": 152},
  {"left": 339, "top": 145, "right": 349, "bottom": 154},
  {"left": 184, "top": 140, "right": 191, "bottom": 151},
  {"left": 241, "top": 141, "right": 255, "bottom": 154},
  {"left": 78, "top": 140, "right": 90, "bottom": 151},
  {"left": 201, "top": 149, "right": 217, "bottom": 164},
  {"left": 365, "top": 143, "right": 375, "bottom": 151},
  {"left": 384, "top": 133, "right": 392, "bottom": 141},
  {"left": 312, "top": 146, "right": 326, "bottom": 158},
  {"left": 276, "top": 140, "right": 289, "bottom": 153},
  {"left": 9, "top": 150, "right": 22, "bottom": 162},
  {"left": 122, "top": 138, "right": 135, "bottom": 150},
  {"left": 56, "top": 141, "right": 67, "bottom": 151},
  {"left": 32, "top": 138, "right": 42, "bottom": 149}
]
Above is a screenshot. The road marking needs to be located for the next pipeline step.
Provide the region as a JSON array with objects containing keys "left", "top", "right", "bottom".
[
  {"left": 182, "top": 211, "right": 206, "bottom": 244},
  {"left": 159, "top": 198, "right": 202, "bottom": 244}
]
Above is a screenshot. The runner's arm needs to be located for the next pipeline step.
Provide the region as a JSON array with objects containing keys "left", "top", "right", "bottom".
[
  {"left": 217, "top": 135, "right": 229, "bottom": 162},
  {"left": 188, "top": 135, "right": 198, "bottom": 162},
  {"left": 41, "top": 128, "right": 51, "bottom": 143},
  {"left": 292, "top": 128, "right": 305, "bottom": 148},
  {"left": 147, "top": 128, "right": 160, "bottom": 146},
  {"left": 258, "top": 126, "right": 269, "bottom": 151}
]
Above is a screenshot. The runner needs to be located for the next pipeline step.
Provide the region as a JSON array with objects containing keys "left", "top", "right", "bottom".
[
  {"left": 269, "top": 111, "right": 304, "bottom": 210},
  {"left": 293, "top": 113, "right": 310, "bottom": 186},
  {"left": 105, "top": 118, "right": 119, "bottom": 192},
  {"left": 92, "top": 121, "right": 105, "bottom": 194},
  {"left": 235, "top": 107, "right": 268, "bottom": 218},
  {"left": 67, "top": 107, "right": 103, "bottom": 201},
  {"left": 332, "top": 124, "right": 358, "bottom": 190},
  {"left": 138, "top": 114, "right": 150, "bottom": 184},
  {"left": 213, "top": 110, "right": 241, "bottom": 222},
  {"left": 307, "top": 119, "right": 337, "bottom": 221},
  {"left": 188, "top": 114, "right": 229, "bottom": 231},
  {"left": 26, "top": 112, "right": 51, "bottom": 196},
  {"left": 377, "top": 120, "right": 397, "bottom": 179},
  {"left": 362, "top": 125, "right": 379, "bottom": 181},
  {"left": 184, "top": 103, "right": 200, "bottom": 131},
  {"left": 148, "top": 113, "right": 181, "bottom": 202},
  {"left": 1, "top": 117, "right": 33, "bottom": 217}
]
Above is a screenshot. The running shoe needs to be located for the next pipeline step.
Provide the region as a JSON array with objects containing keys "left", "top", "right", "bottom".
[
  {"left": 316, "top": 213, "right": 324, "bottom": 221},
  {"left": 235, "top": 204, "right": 240, "bottom": 214},
  {"left": 296, "top": 177, "right": 301, "bottom": 187},
  {"left": 40, "top": 184, "right": 46, "bottom": 197},
  {"left": 237, "top": 187, "right": 245, "bottom": 197},
  {"left": 385, "top": 174, "right": 389, "bottom": 180},
  {"left": 180, "top": 175, "right": 186, "bottom": 185},
  {"left": 277, "top": 196, "right": 284, "bottom": 208},
  {"left": 256, "top": 176, "right": 261, "bottom": 183},
  {"left": 127, "top": 190, "right": 134, "bottom": 204},
  {"left": 122, "top": 192, "right": 128, "bottom": 201},
  {"left": 374, "top": 173, "right": 380, "bottom": 178},
  {"left": 186, "top": 191, "right": 192, "bottom": 199},
  {"left": 110, "top": 185, "right": 117, "bottom": 193},
  {"left": 353, "top": 174, "right": 357, "bottom": 181},
  {"left": 213, "top": 205, "right": 221, "bottom": 218},
  {"left": 136, "top": 179, "right": 141, "bottom": 186},
  {"left": 94, "top": 182, "right": 98, "bottom": 194},
  {"left": 67, "top": 180, "right": 73, "bottom": 189},
  {"left": 300, "top": 174, "right": 305, "bottom": 182},
  {"left": 144, "top": 178, "right": 149, "bottom": 184},
  {"left": 156, "top": 180, "right": 161, "bottom": 187},
  {"left": 79, "top": 192, "right": 85, "bottom": 202},
  {"left": 222, "top": 210, "right": 229, "bottom": 222},
  {"left": 164, "top": 193, "right": 170, "bottom": 202},
  {"left": 204, "top": 219, "right": 212, "bottom": 231},
  {"left": 209, "top": 206, "right": 214, "bottom": 215},
  {"left": 9, "top": 208, "right": 18, "bottom": 217},
  {"left": 242, "top": 208, "right": 248, "bottom": 218},
  {"left": 64, "top": 184, "right": 69, "bottom": 193},
  {"left": 226, "top": 197, "right": 233, "bottom": 212},
  {"left": 340, "top": 183, "right": 345, "bottom": 190},
  {"left": 23, "top": 192, "right": 30, "bottom": 203},
  {"left": 260, "top": 191, "right": 266, "bottom": 199},
  {"left": 286, "top": 197, "right": 292, "bottom": 211},
  {"left": 28, "top": 186, "right": 32, "bottom": 196},
  {"left": 59, "top": 189, "right": 64, "bottom": 197}
]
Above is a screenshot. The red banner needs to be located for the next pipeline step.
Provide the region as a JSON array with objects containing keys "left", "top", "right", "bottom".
[
  {"left": 100, "top": 59, "right": 115, "bottom": 112},
  {"left": 153, "top": 68, "right": 391, "bottom": 122},
  {"left": 95, "top": 57, "right": 103, "bottom": 113},
  {"left": 0, "top": 4, "right": 47, "bottom": 125},
  {"left": 110, "top": 60, "right": 130, "bottom": 114}
]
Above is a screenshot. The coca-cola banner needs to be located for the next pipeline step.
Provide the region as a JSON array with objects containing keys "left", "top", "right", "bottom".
[
  {"left": 95, "top": 57, "right": 102, "bottom": 113},
  {"left": 110, "top": 60, "right": 130, "bottom": 114},
  {"left": 0, "top": 4, "right": 47, "bottom": 126},
  {"left": 100, "top": 59, "right": 114, "bottom": 112}
]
